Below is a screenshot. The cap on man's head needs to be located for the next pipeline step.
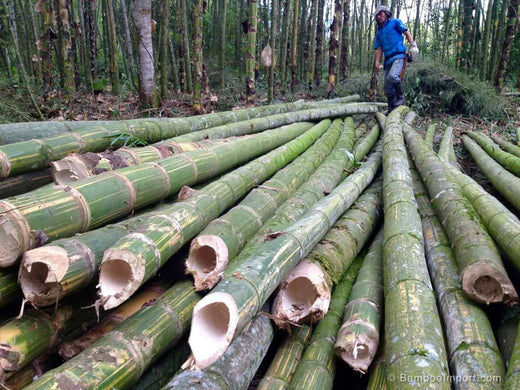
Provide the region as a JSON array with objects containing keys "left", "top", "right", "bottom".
[{"left": 374, "top": 5, "right": 392, "bottom": 18}]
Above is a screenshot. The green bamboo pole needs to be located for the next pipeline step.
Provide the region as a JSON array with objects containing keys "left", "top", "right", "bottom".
[
  {"left": 496, "top": 312, "right": 519, "bottom": 366},
  {"left": 189, "top": 146, "right": 381, "bottom": 368},
  {"left": 334, "top": 229, "right": 383, "bottom": 373},
  {"left": 405, "top": 127, "right": 518, "bottom": 306},
  {"left": 163, "top": 310, "right": 273, "bottom": 389},
  {"left": 491, "top": 134, "right": 520, "bottom": 157},
  {"left": 0, "top": 169, "right": 53, "bottom": 198},
  {"left": 0, "top": 297, "right": 99, "bottom": 383},
  {"left": 98, "top": 122, "right": 327, "bottom": 309},
  {"left": 0, "top": 97, "right": 364, "bottom": 176},
  {"left": 366, "top": 355, "right": 387, "bottom": 390},
  {"left": 0, "top": 268, "right": 21, "bottom": 307},
  {"left": 424, "top": 123, "right": 437, "bottom": 149},
  {"left": 272, "top": 176, "right": 382, "bottom": 327},
  {"left": 466, "top": 131, "right": 520, "bottom": 177},
  {"left": 287, "top": 256, "right": 363, "bottom": 390},
  {"left": 257, "top": 325, "right": 312, "bottom": 390},
  {"left": 186, "top": 119, "right": 340, "bottom": 290},
  {"left": 505, "top": 325, "right": 520, "bottom": 388},
  {"left": 382, "top": 109, "right": 450, "bottom": 389},
  {"left": 517, "top": 128, "right": 520, "bottom": 146},
  {"left": 0, "top": 122, "right": 313, "bottom": 268},
  {"left": 58, "top": 280, "right": 172, "bottom": 360},
  {"left": 412, "top": 160, "right": 505, "bottom": 388},
  {"left": 437, "top": 126, "right": 458, "bottom": 166},
  {"left": 23, "top": 279, "right": 201, "bottom": 389},
  {"left": 447, "top": 165, "right": 520, "bottom": 272},
  {"left": 462, "top": 134, "right": 520, "bottom": 213}
]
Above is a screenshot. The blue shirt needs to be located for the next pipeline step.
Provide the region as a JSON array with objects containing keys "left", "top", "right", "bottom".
[{"left": 374, "top": 18, "right": 408, "bottom": 66}]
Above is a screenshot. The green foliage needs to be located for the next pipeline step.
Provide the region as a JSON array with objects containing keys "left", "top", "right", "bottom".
[{"left": 107, "top": 133, "right": 148, "bottom": 148}]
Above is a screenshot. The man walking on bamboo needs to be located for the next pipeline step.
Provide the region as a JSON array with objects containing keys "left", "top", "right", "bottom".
[{"left": 373, "top": 5, "right": 419, "bottom": 113}]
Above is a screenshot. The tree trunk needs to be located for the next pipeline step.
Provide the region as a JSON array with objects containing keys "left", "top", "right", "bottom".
[
  {"left": 168, "top": 38, "right": 180, "bottom": 91},
  {"left": 327, "top": 0, "right": 341, "bottom": 97},
  {"left": 132, "top": 0, "right": 154, "bottom": 107},
  {"left": 36, "top": 0, "right": 54, "bottom": 92},
  {"left": 192, "top": 0, "right": 204, "bottom": 113},
  {"left": 459, "top": 0, "right": 474, "bottom": 70},
  {"left": 246, "top": 0, "right": 258, "bottom": 105},
  {"left": 307, "top": 0, "right": 318, "bottom": 91},
  {"left": 340, "top": 0, "right": 350, "bottom": 80},
  {"left": 220, "top": 0, "right": 227, "bottom": 89},
  {"left": 268, "top": 0, "right": 277, "bottom": 102},
  {"left": 76, "top": 0, "right": 93, "bottom": 92},
  {"left": 280, "top": 0, "right": 291, "bottom": 89},
  {"left": 290, "top": 0, "right": 298, "bottom": 91},
  {"left": 120, "top": 0, "right": 136, "bottom": 89},
  {"left": 314, "top": 0, "right": 324, "bottom": 86},
  {"left": 104, "top": 0, "right": 119, "bottom": 94},
  {"left": 494, "top": 0, "right": 519, "bottom": 90},
  {"left": 178, "top": 0, "right": 192, "bottom": 92}
]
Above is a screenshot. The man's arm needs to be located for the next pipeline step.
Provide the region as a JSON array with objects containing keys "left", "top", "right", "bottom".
[
  {"left": 404, "top": 30, "right": 414, "bottom": 43},
  {"left": 374, "top": 47, "right": 383, "bottom": 70}
]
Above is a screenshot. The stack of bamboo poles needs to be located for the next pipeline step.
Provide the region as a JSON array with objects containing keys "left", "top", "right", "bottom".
[{"left": 1, "top": 99, "right": 519, "bottom": 389}]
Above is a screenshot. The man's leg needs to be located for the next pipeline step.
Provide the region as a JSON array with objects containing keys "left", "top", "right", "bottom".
[
  {"left": 383, "top": 66, "right": 395, "bottom": 113},
  {"left": 385, "top": 59, "right": 405, "bottom": 110}
]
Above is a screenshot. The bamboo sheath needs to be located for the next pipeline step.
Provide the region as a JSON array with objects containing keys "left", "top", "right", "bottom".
[
  {"left": 463, "top": 134, "right": 520, "bottom": 213},
  {"left": 334, "top": 229, "right": 384, "bottom": 373},
  {"left": 98, "top": 121, "right": 328, "bottom": 309},
  {"left": 256, "top": 325, "right": 313, "bottom": 390},
  {"left": 164, "top": 311, "right": 273, "bottom": 389},
  {"left": 0, "top": 99, "right": 373, "bottom": 179},
  {"left": 271, "top": 176, "right": 382, "bottom": 327},
  {"left": 0, "top": 297, "right": 99, "bottom": 383},
  {"left": 406, "top": 128, "right": 518, "bottom": 305},
  {"left": 24, "top": 280, "right": 201, "bottom": 389},
  {"left": 189, "top": 146, "right": 382, "bottom": 369},
  {"left": 447, "top": 165, "right": 520, "bottom": 271},
  {"left": 185, "top": 119, "right": 340, "bottom": 290},
  {"left": 287, "top": 257, "right": 363, "bottom": 390},
  {"left": 411, "top": 162, "right": 505, "bottom": 388},
  {"left": 466, "top": 131, "right": 520, "bottom": 177},
  {"left": 0, "top": 268, "right": 21, "bottom": 307},
  {"left": 491, "top": 134, "right": 520, "bottom": 157},
  {"left": 0, "top": 121, "right": 313, "bottom": 268},
  {"left": 381, "top": 109, "right": 450, "bottom": 389}
]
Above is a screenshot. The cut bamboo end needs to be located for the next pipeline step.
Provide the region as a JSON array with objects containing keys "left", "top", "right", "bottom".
[
  {"left": 186, "top": 235, "right": 229, "bottom": 291},
  {"left": 19, "top": 246, "right": 69, "bottom": 306},
  {"left": 50, "top": 154, "right": 93, "bottom": 185},
  {"left": 334, "top": 324, "right": 379, "bottom": 373},
  {"left": 189, "top": 292, "right": 238, "bottom": 369},
  {"left": 0, "top": 200, "right": 31, "bottom": 267},
  {"left": 271, "top": 260, "right": 330, "bottom": 329},
  {"left": 461, "top": 261, "right": 519, "bottom": 306},
  {"left": 178, "top": 186, "right": 197, "bottom": 201},
  {"left": 98, "top": 249, "right": 145, "bottom": 310}
]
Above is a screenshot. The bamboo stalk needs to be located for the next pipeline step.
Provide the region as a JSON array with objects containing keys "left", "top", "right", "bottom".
[
  {"left": 491, "top": 134, "right": 520, "bottom": 158},
  {"left": 0, "top": 169, "right": 53, "bottom": 198},
  {"left": 23, "top": 279, "right": 201, "bottom": 389},
  {"left": 405, "top": 127, "right": 518, "bottom": 306},
  {"left": 382, "top": 108, "right": 450, "bottom": 389},
  {"left": 185, "top": 119, "right": 339, "bottom": 290},
  {"left": 424, "top": 123, "right": 436, "bottom": 149},
  {"left": 437, "top": 126, "right": 458, "bottom": 166},
  {"left": 257, "top": 325, "right": 312, "bottom": 390},
  {"left": 287, "top": 256, "right": 363, "bottom": 390},
  {"left": 334, "top": 229, "right": 383, "bottom": 373},
  {"left": 0, "top": 100, "right": 375, "bottom": 178},
  {"left": 411, "top": 159, "right": 505, "bottom": 388},
  {"left": 164, "top": 311, "right": 273, "bottom": 389},
  {"left": 98, "top": 122, "right": 328, "bottom": 309},
  {"left": 505, "top": 325, "right": 520, "bottom": 389},
  {"left": 466, "top": 131, "right": 520, "bottom": 177},
  {"left": 462, "top": 134, "right": 520, "bottom": 213},
  {"left": 188, "top": 147, "right": 381, "bottom": 369},
  {"left": 0, "top": 267, "right": 22, "bottom": 307},
  {"left": 271, "top": 176, "right": 382, "bottom": 327},
  {"left": 0, "top": 122, "right": 314, "bottom": 268},
  {"left": 366, "top": 354, "right": 387, "bottom": 390}
]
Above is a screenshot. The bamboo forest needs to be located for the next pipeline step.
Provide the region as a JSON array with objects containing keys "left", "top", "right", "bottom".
[{"left": 0, "top": 0, "right": 520, "bottom": 389}]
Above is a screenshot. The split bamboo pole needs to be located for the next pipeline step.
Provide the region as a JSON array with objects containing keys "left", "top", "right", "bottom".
[
  {"left": 256, "top": 325, "right": 312, "bottom": 389},
  {"left": 411, "top": 160, "right": 505, "bottom": 388},
  {"left": 334, "top": 229, "right": 384, "bottom": 373},
  {"left": 271, "top": 176, "right": 382, "bottom": 327},
  {"left": 491, "top": 134, "right": 520, "bottom": 157},
  {"left": 382, "top": 109, "right": 450, "bottom": 389},
  {"left": 185, "top": 119, "right": 340, "bottom": 290},
  {"left": 405, "top": 128, "right": 518, "bottom": 306},
  {"left": 189, "top": 146, "right": 381, "bottom": 369},
  {"left": 466, "top": 131, "right": 520, "bottom": 177},
  {"left": 0, "top": 99, "right": 375, "bottom": 178},
  {"left": 463, "top": 134, "right": 520, "bottom": 213},
  {"left": 23, "top": 279, "right": 201, "bottom": 389},
  {"left": 287, "top": 256, "right": 363, "bottom": 390},
  {"left": 98, "top": 121, "right": 328, "bottom": 309},
  {"left": 0, "top": 122, "right": 313, "bottom": 268},
  {"left": 163, "top": 311, "right": 273, "bottom": 389}
]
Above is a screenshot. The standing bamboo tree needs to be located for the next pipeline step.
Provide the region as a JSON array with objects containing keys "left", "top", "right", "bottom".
[
  {"left": 314, "top": 0, "right": 324, "bottom": 86},
  {"left": 494, "top": 0, "right": 519, "bottom": 90},
  {"left": 326, "top": 0, "right": 341, "bottom": 97},
  {"left": 220, "top": 0, "right": 227, "bottom": 90},
  {"left": 340, "top": 0, "right": 350, "bottom": 80},
  {"left": 35, "top": 0, "right": 54, "bottom": 93},
  {"left": 120, "top": 0, "right": 136, "bottom": 89},
  {"left": 307, "top": 0, "right": 318, "bottom": 91},
  {"left": 193, "top": 0, "right": 204, "bottom": 113},
  {"left": 133, "top": 0, "right": 154, "bottom": 107},
  {"left": 267, "top": 0, "right": 277, "bottom": 102},
  {"left": 56, "top": 0, "right": 75, "bottom": 97},
  {"left": 246, "top": 0, "right": 258, "bottom": 105},
  {"left": 76, "top": 0, "right": 93, "bottom": 92},
  {"left": 104, "top": 0, "right": 119, "bottom": 94},
  {"left": 290, "top": 0, "right": 299, "bottom": 91},
  {"left": 158, "top": 0, "right": 170, "bottom": 101},
  {"left": 279, "top": 0, "right": 291, "bottom": 89},
  {"left": 178, "top": 0, "right": 192, "bottom": 92}
]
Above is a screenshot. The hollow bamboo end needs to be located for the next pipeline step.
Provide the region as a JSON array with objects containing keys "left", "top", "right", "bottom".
[
  {"left": 178, "top": 186, "right": 197, "bottom": 201},
  {"left": 186, "top": 235, "right": 228, "bottom": 291},
  {"left": 271, "top": 260, "right": 330, "bottom": 329},
  {"left": 189, "top": 292, "right": 238, "bottom": 369},
  {"left": 461, "top": 262, "right": 519, "bottom": 306},
  {"left": 0, "top": 201, "right": 31, "bottom": 267},
  {"left": 51, "top": 154, "right": 92, "bottom": 185},
  {"left": 98, "top": 249, "right": 145, "bottom": 310},
  {"left": 334, "top": 327, "right": 379, "bottom": 373},
  {"left": 19, "top": 246, "right": 69, "bottom": 306}
]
